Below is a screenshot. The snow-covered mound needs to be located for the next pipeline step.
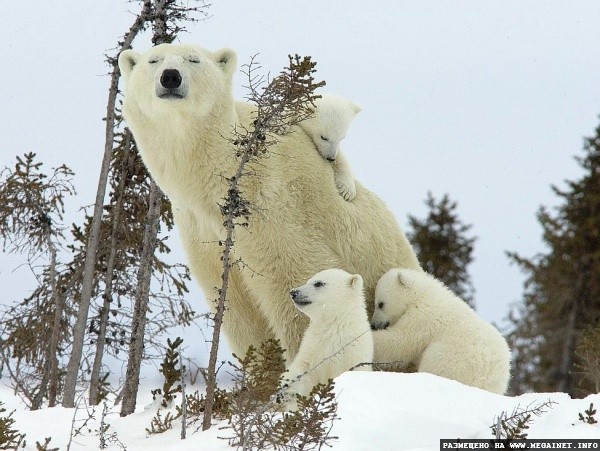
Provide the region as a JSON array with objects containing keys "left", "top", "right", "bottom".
[
  {"left": 332, "top": 372, "right": 599, "bottom": 450},
  {"left": 2, "top": 372, "right": 599, "bottom": 450}
]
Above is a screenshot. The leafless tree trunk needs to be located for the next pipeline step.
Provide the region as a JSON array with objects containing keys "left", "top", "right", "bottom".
[
  {"left": 153, "top": 0, "right": 168, "bottom": 40},
  {"left": 180, "top": 354, "right": 187, "bottom": 440},
  {"left": 46, "top": 240, "right": 63, "bottom": 407},
  {"left": 202, "top": 155, "right": 250, "bottom": 430},
  {"left": 120, "top": 180, "right": 163, "bottom": 416},
  {"left": 119, "top": 0, "right": 188, "bottom": 417},
  {"left": 89, "top": 133, "right": 133, "bottom": 405},
  {"left": 62, "top": 0, "right": 153, "bottom": 408},
  {"left": 31, "top": 236, "right": 62, "bottom": 409}
]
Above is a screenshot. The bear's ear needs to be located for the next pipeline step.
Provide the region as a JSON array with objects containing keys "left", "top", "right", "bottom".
[
  {"left": 214, "top": 48, "right": 237, "bottom": 79},
  {"left": 350, "top": 101, "right": 362, "bottom": 115},
  {"left": 397, "top": 272, "right": 408, "bottom": 288},
  {"left": 348, "top": 274, "right": 363, "bottom": 289},
  {"left": 118, "top": 49, "right": 140, "bottom": 81}
]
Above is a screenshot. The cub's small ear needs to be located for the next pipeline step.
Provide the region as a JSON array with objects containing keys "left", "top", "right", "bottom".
[
  {"left": 118, "top": 49, "right": 140, "bottom": 81},
  {"left": 348, "top": 274, "right": 363, "bottom": 289},
  {"left": 350, "top": 102, "right": 362, "bottom": 115},
  {"left": 214, "top": 48, "right": 237, "bottom": 78},
  {"left": 397, "top": 272, "right": 408, "bottom": 288}
]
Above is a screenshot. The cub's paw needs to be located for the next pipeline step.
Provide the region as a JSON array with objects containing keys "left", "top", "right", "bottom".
[{"left": 336, "top": 178, "right": 357, "bottom": 201}]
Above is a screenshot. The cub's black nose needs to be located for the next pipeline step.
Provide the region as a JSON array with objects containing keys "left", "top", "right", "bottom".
[
  {"left": 290, "top": 289, "right": 299, "bottom": 300},
  {"left": 160, "top": 69, "right": 182, "bottom": 89}
]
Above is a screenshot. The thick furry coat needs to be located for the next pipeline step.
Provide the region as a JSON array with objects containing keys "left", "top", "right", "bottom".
[
  {"left": 284, "top": 269, "right": 372, "bottom": 406},
  {"left": 118, "top": 43, "right": 420, "bottom": 360},
  {"left": 371, "top": 268, "right": 511, "bottom": 394}
]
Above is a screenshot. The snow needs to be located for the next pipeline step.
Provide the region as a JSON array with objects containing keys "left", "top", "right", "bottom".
[{"left": 2, "top": 372, "right": 599, "bottom": 450}]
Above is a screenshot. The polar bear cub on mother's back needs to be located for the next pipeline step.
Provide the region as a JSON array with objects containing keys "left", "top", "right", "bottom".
[
  {"left": 371, "top": 268, "right": 511, "bottom": 394},
  {"left": 285, "top": 269, "right": 373, "bottom": 403},
  {"left": 298, "top": 93, "right": 361, "bottom": 201}
]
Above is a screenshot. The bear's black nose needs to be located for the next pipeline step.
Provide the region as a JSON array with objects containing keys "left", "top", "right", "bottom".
[
  {"left": 160, "top": 69, "right": 182, "bottom": 89},
  {"left": 290, "top": 289, "right": 298, "bottom": 300}
]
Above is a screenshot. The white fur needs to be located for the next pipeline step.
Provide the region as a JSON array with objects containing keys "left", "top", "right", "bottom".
[
  {"left": 118, "top": 44, "right": 420, "bottom": 361},
  {"left": 299, "top": 93, "right": 361, "bottom": 201},
  {"left": 371, "top": 268, "right": 511, "bottom": 394},
  {"left": 284, "top": 269, "right": 373, "bottom": 407}
]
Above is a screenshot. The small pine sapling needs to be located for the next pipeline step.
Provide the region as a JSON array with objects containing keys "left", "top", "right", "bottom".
[
  {"left": 93, "top": 373, "right": 111, "bottom": 405},
  {"left": 145, "top": 410, "right": 177, "bottom": 435},
  {"left": 224, "top": 339, "right": 339, "bottom": 451},
  {"left": 147, "top": 337, "right": 185, "bottom": 435},
  {"left": 228, "top": 381, "right": 339, "bottom": 451},
  {"left": 578, "top": 403, "right": 598, "bottom": 425},
  {"left": 174, "top": 387, "right": 231, "bottom": 426},
  {"left": 494, "top": 411, "right": 530, "bottom": 440},
  {"left": 270, "top": 381, "right": 339, "bottom": 450},
  {"left": 151, "top": 337, "right": 184, "bottom": 408},
  {"left": 226, "top": 339, "right": 287, "bottom": 447},
  {"left": 0, "top": 401, "right": 26, "bottom": 449},
  {"left": 233, "top": 338, "right": 287, "bottom": 403},
  {"left": 35, "top": 437, "right": 58, "bottom": 451},
  {"left": 491, "top": 400, "right": 556, "bottom": 440}
]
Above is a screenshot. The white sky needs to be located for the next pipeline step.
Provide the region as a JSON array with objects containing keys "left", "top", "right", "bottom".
[{"left": 1, "top": 1, "right": 600, "bottom": 331}]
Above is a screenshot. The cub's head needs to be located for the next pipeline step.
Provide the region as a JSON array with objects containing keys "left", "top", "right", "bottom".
[
  {"left": 289, "top": 268, "right": 364, "bottom": 320},
  {"left": 118, "top": 44, "right": 237, "bottom": 122},
  {"left": 302, "top": 93, "right": 361, "bottom": 161},
  {"left": 370, "top": 268, "right": 418, "bottom": 330}
]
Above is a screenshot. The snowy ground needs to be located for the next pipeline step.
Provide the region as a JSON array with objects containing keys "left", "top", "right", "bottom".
[{"left": 2, "top": 372, "right": 599, "bottom": 450}]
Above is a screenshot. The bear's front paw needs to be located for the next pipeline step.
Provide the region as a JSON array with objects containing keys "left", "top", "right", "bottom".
[{"left": 336, "top": 179, "right": 357, "bottom": 201}]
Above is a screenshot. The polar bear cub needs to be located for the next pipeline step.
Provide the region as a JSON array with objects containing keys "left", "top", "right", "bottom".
[
  {"left": 284, "top": 269, "right": 373, "bottom": 405},
  {"left": 299, "top": 94, "right": 361, "bottom": 201},
  {"left": 371, "top": 268, "right": 511, "bottom": 394}
]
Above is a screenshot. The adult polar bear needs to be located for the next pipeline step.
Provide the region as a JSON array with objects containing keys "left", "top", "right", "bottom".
[{"left": 118, "top": 43, "right": 420, "bottom": 359}]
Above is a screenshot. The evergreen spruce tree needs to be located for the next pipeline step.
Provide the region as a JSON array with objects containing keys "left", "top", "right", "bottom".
[
  {"left": 506, "top": 120, "right": 600, "bottom": 397},
  {"left": 407, "top": 192, "right": 477, "bottom": 308},
  {"left": 0, "top": 153, "right": 77, "bottom": 409}
]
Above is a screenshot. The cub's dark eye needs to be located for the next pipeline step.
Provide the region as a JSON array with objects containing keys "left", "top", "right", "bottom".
[
  {"left": 320, "top": 135, "right": 328, "bottom": 142},
  {"left": 188, "top": 57, "right": 200, "bottom": 63},
  {"left": 377, "top": 301, "right": 384, "bottom": 309},
  {"left": 148, "top": 58, "right": 159, "bottom": 64},
  {"left": 313, "top": 281, "right": 325, "bottom": 288}
]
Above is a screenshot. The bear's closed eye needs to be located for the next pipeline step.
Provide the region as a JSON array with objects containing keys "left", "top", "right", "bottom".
[{"left": 314, "top": 281, "right": 325, "bottom": 288}]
